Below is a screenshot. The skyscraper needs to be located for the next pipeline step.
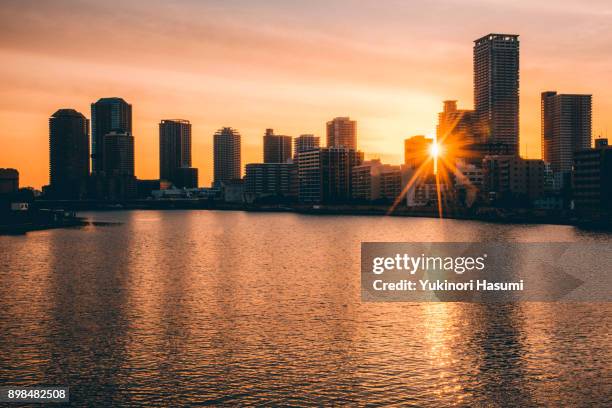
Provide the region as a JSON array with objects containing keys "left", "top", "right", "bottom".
[
  {"left": 294, "top": 134, "right": 320, "bottom": 158},
  {"left": 437, "top": 100, "right": 476, "bottom": 147},
  {"left": 49, "top": 109, "right": 90, "bottom": 199},
  {"left": 474, "top": 34, "right": 520, "bottom": 153},
  {"left": 213, "top": 127, "right": 241, "bottom": 186},
  {"left": 326, "top": 117, "right": 356, "bottom": 149},
  {"left": 159, "top": 119, "right": 197, "bottom": 187},
  {"left": 91, "top": 97, "right": 132, "bottom": 173},
  {"left": 263, "top": 128, "right": 292, "bottom": 163},
  {"left": 103, "top": 131, "right": 134, "bottom": 176},
  {"left": 541, "top": 91, "right": 592, "bottom": 174}
]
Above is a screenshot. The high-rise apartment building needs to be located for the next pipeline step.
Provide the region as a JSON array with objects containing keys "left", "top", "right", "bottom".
[
  {"left": 48, "top": 109, "right": 90, "bottom": 199},
  {"left": 437, "top": 100, "right": 477, "bottom": 147},
  {"left": 474, "top": 34, "right": 520, "bottom": 153},
  {"left": 541, "top": 91, "right": 592, "bottom": 174},
  {"left": 213, "top": 127, "right": 241, "bottom": 186},
  {"left": 159, "top": 119, "right": 197, "bottom": 188},
  {"left": 263, "top": 129, "right": 292, "bottom": 163},
  {"left": 298, "top": 147, "right": 363, "bottom": 203},
  {"left": 326, "top": 117, "right": 356, "bottom": 149},
  {"left": 294, "top": 134, "right": 320, "bottom": 159},
  {"left": 103, "top": 131, "right": 134, "bottom": 176},
  {"left": 91, "top": 97, "right": 132, "bottom": 173}
]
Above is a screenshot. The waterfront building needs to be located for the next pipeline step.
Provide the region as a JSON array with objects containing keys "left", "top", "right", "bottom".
[
  {"left": 48, "top": 109, "right": 90, "bottom": 199},
  {"left": 573, "top": 139, "right": 612, "bottom": 215},
  {"left": 474, "top": 34, "right": 520, "bottom": 154},
  {"left": 245, "top": 163, "right": 298, "bottom": 202},
  {"left": 541, "top": 91, "right": 592, "bottom": 174},
  {"left": 294, "top": 134, "right": 320, "bottom": 159},
  {"left": 437, "top": 100, "right": 477, "bottom": 147},
  {"left": 159, "top": 119, "right": 198, "bottom": 188},
  {"left": 263, "top": 129, "right": 292, "bottom": 163},
  {"left": 351, "top": 159, "right": 403, "bottom": 202},
  {"left": 91, "top": 97, "right": 132, "bottom": 173},
  {"left": 213, "top": 127, "right": 241, "bottom": 186},
  {"left": 298, "top": 147, "right": 364, "bottom": 203},
  {"left": 0, "top": 168, "right": 19, "bottom": 194},
  {"left": 326, "top": 117, "right": 356, "bottom": 149},
  {"left": 404, "top": 135, "right": 433, "bottom": 173},
  {"left": 482, "top": 155, "right": 545, "bottom": 205}
]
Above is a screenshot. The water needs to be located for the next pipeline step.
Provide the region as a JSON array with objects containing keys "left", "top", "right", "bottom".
[{"left": 0, "top": 211, "right": 610, "bottom": 406}]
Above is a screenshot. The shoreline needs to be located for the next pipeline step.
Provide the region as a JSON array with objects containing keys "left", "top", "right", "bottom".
[{"left": 25, "top": 199, "right": 612, "bottom": 230}]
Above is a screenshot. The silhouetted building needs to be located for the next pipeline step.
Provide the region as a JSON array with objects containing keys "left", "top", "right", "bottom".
[
  {"left": 0, "top": 168, "right": 19, "bottom": 194},
  {"left": 91, "top": 97, "right": 132, "bottom": 173},
  {"left": 404, "top": 135, "right": 433, "bottom": 174},
  {"left": 437, "top": 100, "right": 477, "bottom": 148},
  {"left": 573, "top": 139, "right": 612, "bottom": 215},
  {"left": 48, "top": 109, "right": 89, "bottom": 199},
  {"left": 541, "top": 91, "right": 592, "bottom": 174},
  {"left": 159, "top": 119, "right": 197, "bottom": 188},
  {"left": 326, "top": 117, "right": 356, "bottom": 149},
  {"left": 263, "top": 129, "right": 292, "bottom": 163},
  {"left": 104, "top": 131, "right": 134, "bottom": 176},
  {"left": 294, "top": 134, "right": 320, "bottom": 159},
  {"left": 298, "top": 147, "right": 363, "bottom": 203},
  {"left": 483, "top": 155, "right": 545, "bottom": 206},
  {"left": 245, "top": 163, "right": 298, "bottom": 202},
  {"left": 474, "top": 34, "right": 519, "bottom": 153},
  {"left": 213, "top": 127, "right": 241, "bottom": 186}
]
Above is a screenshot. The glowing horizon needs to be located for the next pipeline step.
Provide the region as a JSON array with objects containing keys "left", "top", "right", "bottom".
[{"left": 1, "top": 0, "right": 611, "bottom": 189}]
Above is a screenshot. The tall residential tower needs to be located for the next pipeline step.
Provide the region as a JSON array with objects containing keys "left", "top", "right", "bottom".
[
  {"left": 91, "top": 97, "right": 132, "bottom": 173},
  {"left": 159, "top": 119, "right": 198, "bottom": 188},
  {"left": 213, "top": 127, "right": 241, "bottom": 186},
  {"left": 474, "top": 34, "right": 520, "bottom": 153},
  {"left": 541, "top": 91, "right": 592, "bottom": 174},
  {"left": 49, "top": 109, "right": 90, "bottom": 198},
  {"left": 326, "top": 117, "right": 356, "bottom": 149}
]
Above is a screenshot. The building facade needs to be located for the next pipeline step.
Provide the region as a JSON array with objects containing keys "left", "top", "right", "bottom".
[
  {"left": 326, "top": 117, "right": 356, "bottom": 149},
  {"left": 351, "top": 159, "right": 403, "bottom": 202},
  {"left": 541, "top": 91, "right": 592, "bottom": 174},
  {"left": 474, "top": 34, "right": 520, "bottom": 153},
  {"left": 437, "top": 100, "right": 477, "bottom": 147},
  {"left": 213, "top": 127, "right": 241, "bottom": 186},
  {"left": 573, "top": 139, "right": 612, "bottom": 215},
  {"left": 159, "top": 119, "right": 197, "bottom": 188},
  {"left": 404, "top": 135, "right": 433, "bottom": 173},
  {"left": 0, "top": 168, "right": 19, "bottom": 194},
  {"left": 263, "top": 129, "right": 292, "bottom": 163},
  {"left": 482, "top": 155, "right": 545, "bottom": 205},
  {"left": 298, "top": 147, "right": 364, "bottom": 203},
  {"left": 294, "top": 134, "right": 320, "bottom": 159},
  {"left": 245, "top": 163, "right": 298, "bottom": 201},
  {"left": 91, "top": 97, "right": 132, "bottom": 173},
  {"left": 49, "top": 109, "right": 90, "bottom": 199}
]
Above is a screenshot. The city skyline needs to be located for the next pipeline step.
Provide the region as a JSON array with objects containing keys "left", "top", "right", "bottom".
[{"left": 1, "top": 1, "right": 611, "bottom": 189}]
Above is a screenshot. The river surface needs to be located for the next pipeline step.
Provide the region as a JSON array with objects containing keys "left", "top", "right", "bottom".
[{"left": 0, "top": 211, "right": 611, "bottom": 406}]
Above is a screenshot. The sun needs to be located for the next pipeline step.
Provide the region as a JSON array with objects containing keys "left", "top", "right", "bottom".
[{"left": 429, "top": 141, "right": 441, "bottom": 159}]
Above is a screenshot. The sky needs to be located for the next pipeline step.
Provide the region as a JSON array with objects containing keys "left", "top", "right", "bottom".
[{"left": 1, "top": 0, "right": 611, "bottom": 189}]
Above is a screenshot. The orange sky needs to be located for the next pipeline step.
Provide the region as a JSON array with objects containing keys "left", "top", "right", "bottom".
[{"left": 1, "top": 0, "right": 611, "bottom": 189}]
